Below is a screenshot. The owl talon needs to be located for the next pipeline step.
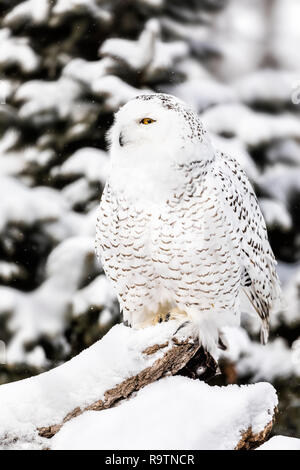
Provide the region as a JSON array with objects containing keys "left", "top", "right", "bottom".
[{"left": 155, "top": 311, "right": 172, "bottom": 324}]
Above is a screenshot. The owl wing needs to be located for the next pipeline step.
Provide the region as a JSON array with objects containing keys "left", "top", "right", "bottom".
[{"left": 213, "top": 151, "right": 281, "bottom": 343}]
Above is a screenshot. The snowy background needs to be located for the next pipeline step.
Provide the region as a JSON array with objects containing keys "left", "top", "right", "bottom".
[{"left": 0, "top": 0, "right": 300, "bottom": 440}]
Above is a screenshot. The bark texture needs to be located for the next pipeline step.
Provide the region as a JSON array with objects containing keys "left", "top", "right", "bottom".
[{"left": 235, "top": 412, "right": 277, "bottom": 450}]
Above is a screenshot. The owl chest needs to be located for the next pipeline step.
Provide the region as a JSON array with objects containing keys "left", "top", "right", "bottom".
[
  {"left": 151, "top": 196, "right": 240, "bottom": 282},
  {"left": 98, "top": 199, "right": 153, "bottom": 279},
  {"left": 99, "top": 191, "right": 239, "bottom": 287}
]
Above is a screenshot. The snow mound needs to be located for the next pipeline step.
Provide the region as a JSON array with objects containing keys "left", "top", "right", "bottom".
[{"left": 0, "top": 322, "right": 178, "bottom": 449}]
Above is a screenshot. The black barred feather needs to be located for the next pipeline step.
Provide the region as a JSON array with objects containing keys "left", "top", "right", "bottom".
[{"left": 215, "top": 151, "right": 281, "bottom": 343}]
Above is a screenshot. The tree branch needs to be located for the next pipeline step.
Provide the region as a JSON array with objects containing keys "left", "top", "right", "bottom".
[{"left": 0, "top": 323, "right": 277, "bottom": 450}]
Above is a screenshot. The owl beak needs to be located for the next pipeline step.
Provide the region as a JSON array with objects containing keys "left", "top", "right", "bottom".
[{"left": 119, "top": 131, "right": 125, "bottom": 147}]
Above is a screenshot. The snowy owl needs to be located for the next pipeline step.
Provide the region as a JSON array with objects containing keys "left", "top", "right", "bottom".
[{"left": 96, "top": 93, "right": 280, "bottom": 358}]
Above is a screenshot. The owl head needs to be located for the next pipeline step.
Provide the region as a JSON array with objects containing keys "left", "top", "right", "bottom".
[
  {"left": 107, "top": 94, "right": 213, "bottom": 200},
  {"left": 108, "top": 94, "right": 211, "bottom": 156}
]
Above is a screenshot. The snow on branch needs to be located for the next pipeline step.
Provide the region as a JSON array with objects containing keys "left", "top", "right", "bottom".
[
  {"left": 0, "top": 322, "right": 277, "bottom": 450},
  {"left": 100, "top": 19, "right": 188, "bottom": 81}
]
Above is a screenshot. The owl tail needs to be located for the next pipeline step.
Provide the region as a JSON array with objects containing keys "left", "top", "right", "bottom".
[{"left": 260, "top": 318, "right": 269, "bottom": 345}]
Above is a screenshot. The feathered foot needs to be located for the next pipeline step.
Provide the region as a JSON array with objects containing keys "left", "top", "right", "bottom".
[{"left": 172, "top": 318, "right": 227, "bottom": 380}]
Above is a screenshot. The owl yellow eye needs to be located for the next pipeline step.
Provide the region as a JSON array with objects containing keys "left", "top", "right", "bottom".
[{"left": 140, "top": 118, "right": 156, "bottom": 125}]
